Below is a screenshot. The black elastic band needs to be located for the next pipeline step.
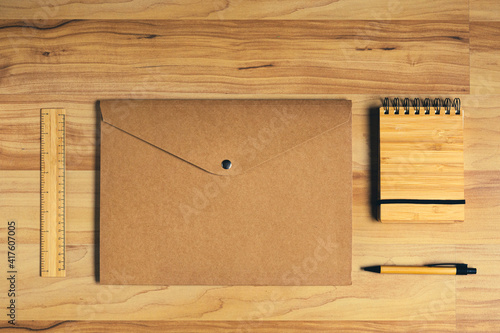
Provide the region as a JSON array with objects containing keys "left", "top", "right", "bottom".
[{"left": 379, "top": 199, "right": 465, "bottom": 205}]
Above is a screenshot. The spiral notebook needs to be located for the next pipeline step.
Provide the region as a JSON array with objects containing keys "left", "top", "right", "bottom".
[{"left": 379, "top": 98, "right": 465, "bottom": 223}]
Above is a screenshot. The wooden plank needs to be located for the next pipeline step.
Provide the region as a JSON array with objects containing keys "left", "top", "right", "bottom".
[
  {"left": 0, "top": 0, "right": 498, "bottom": 325},
  {"left": 458, "top": 320, "right": 500, "bottom": 332},
  {"left": 2, "top": 243, "right": 455, "bottom": 321},
  {"left": 471, "top": 23, "right": 500, "bottom": 94},
  {"left": 470, "top": 1, "right": 500, "bottom": 21},
  {"left": 0, "top": 170, "right": 96, "bottom": 245},
  {"left": 5, "top": 168, "right": 499, "bottom": 245},
  {"left": 0, "top": 96, "right": 498, "bottom": 325},
  {"left": 0, "top": 0, "right": 469, "bottom": 20},
  {"left": 1, "top": 320, "right": 458, "bottom": 332},
  {"left": 0, "top": 20, "right": 470, "bottom": 95},
  {"left": 0, "top": 99, "right": 97, "bottom": 171},
  {"left": 0, "top": 94, "right": 475, "bottom": 172},
  {"left": 456, "top": 245, "right": 500, "bottom": 321},
  {"left": 2, "top": 95, "right": 500, "bottom": 245}
]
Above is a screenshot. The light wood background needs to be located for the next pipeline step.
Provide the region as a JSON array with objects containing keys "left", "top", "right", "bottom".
[{"left": 0, "top": 1, "right": 499, "bottom": 332}]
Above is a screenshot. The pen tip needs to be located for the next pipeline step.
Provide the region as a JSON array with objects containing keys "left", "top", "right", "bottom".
[{"left": 362, "top": 265, "right": 381, "bottom": 273}]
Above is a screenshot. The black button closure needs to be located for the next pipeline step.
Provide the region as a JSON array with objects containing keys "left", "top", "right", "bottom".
[{"left": 221, "top": 160, "right": 232, "bottom": 170}]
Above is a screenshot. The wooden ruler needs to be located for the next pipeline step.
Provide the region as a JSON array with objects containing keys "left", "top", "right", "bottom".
[{"left": 40, "top": 109, "right": 66, "bottom": 277}]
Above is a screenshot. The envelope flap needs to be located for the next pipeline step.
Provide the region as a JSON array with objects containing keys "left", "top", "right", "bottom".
[{"left": 100, "top": 99, "right": 351, "bottom": 176}]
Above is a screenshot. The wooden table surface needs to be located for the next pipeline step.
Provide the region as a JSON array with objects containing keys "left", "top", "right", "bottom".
[{"left": 0, "top": 1, "right": 499, "bottom": 332}]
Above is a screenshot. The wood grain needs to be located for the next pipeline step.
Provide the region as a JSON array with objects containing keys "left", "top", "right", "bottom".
[
  {"left": 458, "top": 320, "right": 500, "bottom": 332},
  {"left": 0, "top": 94, "right": 480, "bottom": 172},
  {"left": 0, "top": 0, "right": 469, "bottom": 20},
  {"left": 1, "top": 320, "right": 458, "bottom": 332},
  {"left": 0, "top": 99, "right": 97, "bottom": 171},
  {"left": 471, "top": 23, "right": 500, "bottom": 94},
  {"left": 2, "top": 96, "right": 500, "bottom": 247},
  {"left": 0, "top": 20, "right": 469, "bottom": 95},
  {"left": 456, "top": 245, "right": 500, "bottom": 321},
  {"left": 1, "top": 95, "right": 488, "bottom": 328},
  {"left": 0, "top": 0, "right": 500, "bottom": 330},
  {"left": 3, "top": 167, "right": 499, "bottom": 247},
  {"left": 470, "top": 1, "right": 500, "bottom": 21},
  {"left": 0, "top": 243, "right": 457, "bottom": 321},
  {"left": 0, "top": 170, "right": 96, "bottom": 245}
]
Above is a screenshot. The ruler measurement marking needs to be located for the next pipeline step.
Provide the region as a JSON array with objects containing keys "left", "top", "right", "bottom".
[{"left": 40, "top": 109, "right": 66, "bottom": 277}]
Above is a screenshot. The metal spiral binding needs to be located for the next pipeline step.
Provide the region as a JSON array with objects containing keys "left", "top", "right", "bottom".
[
  {"left": 413, "top": 98, "right": 421, "bottom": 114},
  {"left": 424, "top": 98, "right": 431, "bottom": 114},
  {"left": 433, "top": 98, "right": 442, "bottom": 114},
  {"left": 383, "top": 97, "right": 390, "bottom": 114},
  {"left": 382, "top": 98, "right": 461, "bottom": 115},
  {"left": 453, "top": 98, "right": 461, "bottom": 114},
  {"left": 392, "top": 97, "right": 400, "bottom": 114},
  {"left": 403, "top": 98, "right": 410, "bottom": 114},
  {"left": 444, "top": 98, "right": 452, "bottom": 114}
]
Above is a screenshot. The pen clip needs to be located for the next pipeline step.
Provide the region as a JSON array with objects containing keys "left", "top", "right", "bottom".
[
  {"left": 425, "top": 263, "right": 463, "bottom": 267},
  {"left": 426, "top": 263, "right": 476, "bottom": 275}
]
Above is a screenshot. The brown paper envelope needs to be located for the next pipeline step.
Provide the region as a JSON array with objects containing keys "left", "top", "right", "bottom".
[{"left": 99, "top": 99, "right": 352, "bottom": 286}]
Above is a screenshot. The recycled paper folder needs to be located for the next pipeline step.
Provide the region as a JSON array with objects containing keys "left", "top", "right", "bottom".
[{"left": 99, "top": 99, "right": 352, "bottom": 286}]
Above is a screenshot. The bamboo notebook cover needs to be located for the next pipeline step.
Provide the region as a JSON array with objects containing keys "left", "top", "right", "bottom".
[{"left": 379, "top": 98, "right": 465, "bottom": 223}]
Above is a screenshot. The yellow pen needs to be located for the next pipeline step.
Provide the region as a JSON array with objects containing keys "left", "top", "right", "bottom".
[{"left": 363, "top": 263, "right": 476, "bottom": 275}]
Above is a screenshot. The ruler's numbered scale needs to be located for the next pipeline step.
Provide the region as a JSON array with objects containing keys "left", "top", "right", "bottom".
[{"left": 40, "top": 109, "right": 66, "bottom": 277}]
